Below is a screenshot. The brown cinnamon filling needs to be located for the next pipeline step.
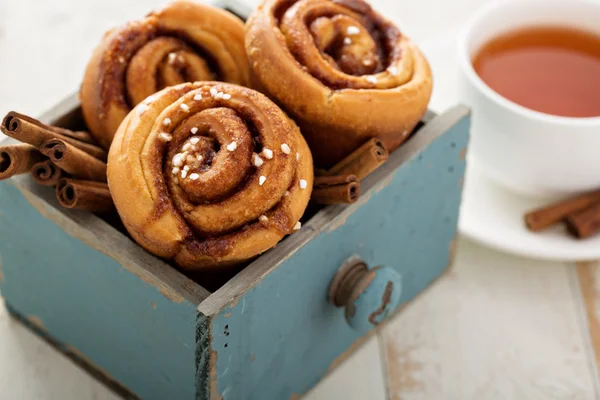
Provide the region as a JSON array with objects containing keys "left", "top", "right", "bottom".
[
  {"left": 275, "top": 0, "right": 403, "bottom": 89},
  {"left": 142, "top": 84, "right": 299, "bottom": 254},
  {"left": 100, "top": 22, "right": 223, "bottom": 113},
  {"left": 165, "top": 108, "right": 254, "bottom": 205}
]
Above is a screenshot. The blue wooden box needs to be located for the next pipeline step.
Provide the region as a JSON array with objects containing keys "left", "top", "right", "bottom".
[
  {"left": 0, "top": 97, "right": 469, "bottom": 399},
  {"left": 0, "top": 2, "right": 469, "bottom": 395}
]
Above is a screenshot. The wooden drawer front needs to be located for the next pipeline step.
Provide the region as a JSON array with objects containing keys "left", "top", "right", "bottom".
[
  {"left": 0, "top": 178, "right": 203, "bottom": 400},
  {"left": 199, "top": 107, "right": 470, "bottom": 400}
]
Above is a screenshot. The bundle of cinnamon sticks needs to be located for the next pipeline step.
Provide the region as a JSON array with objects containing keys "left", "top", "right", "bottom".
[
  {"left": 525, "top": 189, "right": 600, "bottom": 239},
  {"left": 313, "top": 138, "right": 388, "bottom": 205},
  {"left": 0, "top": 112, "right": 114, "bottom": 214}
]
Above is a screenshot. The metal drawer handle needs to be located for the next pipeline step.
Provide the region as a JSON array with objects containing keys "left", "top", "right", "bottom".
[{"left": 329, "top": 256, "right": 403, "bottom": 333}]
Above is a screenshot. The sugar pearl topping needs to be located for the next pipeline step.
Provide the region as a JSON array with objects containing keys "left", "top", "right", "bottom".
[
  {"left": 158, "top": 132, "right": 172, "bottom": 142},
  {"left": 299, "top": 179, "right": 308, "bottom": 189},
  {"left": 168, "top": 52, "right": 177, "bottom": 63},
  {"left": 181, "top": 170, "right": 188, "bottom": 178},
  {"left": 222, "top": 93, "right": 232, "bottom": 100},
  {"left": 347, "top": 26, "right": 360, "bottom": 35},
  {"left": 281, "top": 143, "right": 291, "bottom": 154},
  {"left": 172, "top": 154, "right": 185, "bottom": 167},
  {"left": 191, "top": 127, "right": 199, "bottom": 134},
  {"left": 163, "top": 118, "right": 171, "bottom": 126},
  {"left": 182, "top": 143, "right": 192, "bottom": 151},
  {"left": 388, "top": 66, "right": 398, "bottom": 75},
  {"left": 180, "top": 103, "right": 190, "bottom": 112},
  {"left": 293, "top": 221, "right": 302, "bottom": 231},
  {"left": 253, "top": 153, "right": 264, "bottom": 167},
  {"left": 189, "top": 173, "right": 199, "bottom": 180},
  {"left": 259, "top": 176, "right": 267, "bottom": 186},
  {"left": 262, "top": 148, "right": 273, "bottom": 159},
  {"left": 343, "top": 37, "right": 352, "bottom": 45},
  {"left": 190, "top": 137, "right": 200, "bottom": 144},
  {"left": 366, "top": 76, "right": 378, "bottom": 84},
  {"left": 193, "top": 94, "right": 203, "bottom": 101},
  {"left": 210, "top": 88, "right": 218, "bottom": 97},
  {"left": 226, "top": 141, "right": 237, "bottom": 151},
  {"left": 259, "top": 215, "right": 268, "bottom": 223}
]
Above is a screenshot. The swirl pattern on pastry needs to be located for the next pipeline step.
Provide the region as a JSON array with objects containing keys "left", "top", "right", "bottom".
[
  {"left": 107, "top": 82, "right": 313, "bottom": 270},
  {"left": 81, "top": 0, "right": 249, "bottom": 149},
  {"left": 246, "top": 0, "right": 432, "bottom": 167}
]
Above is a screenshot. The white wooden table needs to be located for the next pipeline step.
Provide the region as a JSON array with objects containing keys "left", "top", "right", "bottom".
[{"left": 2, "top": 0, "right": 599, "bottom": 399}]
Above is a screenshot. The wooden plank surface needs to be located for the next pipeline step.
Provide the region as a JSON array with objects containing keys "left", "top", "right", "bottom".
[
  {"left": 304, "top": 336, "right": 387, "bottom": 400},
  {"left": 380, "top": 238, "right": 598, "bottom": 400},
  {"left": 576, "top": 260, "right": 600, "bottom": 390}
]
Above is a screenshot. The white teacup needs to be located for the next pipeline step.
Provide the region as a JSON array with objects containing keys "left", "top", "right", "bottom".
[{"left": 457, "top": 0, "right": 600, "bottom": 197}]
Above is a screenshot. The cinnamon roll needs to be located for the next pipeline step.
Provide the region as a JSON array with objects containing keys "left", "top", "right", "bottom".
[
  {"left": 81, "top": 0, "right": 250, "bottom": 149},
  {"left": 246, "top": 0, "right": 433, "bottom": 167},
  {"left": 107, "top": 82, "right": 313, "bottom": 270}
]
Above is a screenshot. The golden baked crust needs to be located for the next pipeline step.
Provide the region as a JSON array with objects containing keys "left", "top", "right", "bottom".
[
  {"left": 246, "top": 0, "right": 433, "bottom": 167},
  {"left": 81, "top": 0, "right": 250, "bottom": 149},
  {"left": 107, "top": 82, "right": 313, "bottom": 270}
]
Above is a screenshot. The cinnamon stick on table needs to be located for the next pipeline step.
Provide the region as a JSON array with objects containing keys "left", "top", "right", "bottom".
[
  {"left": 31, "top": 160, "right": 64, "bottom": 186},
  {"left": 565, "top": 200, "right": 600, "bottom": 239},
  {"left": 0, "top": 144, "right": 45, "bottom": 180},
  {"left": 56, "top": 179, "right": 114, "bottom": 213},
  {"left": 40, "top": 139, "right": 107, "bottom": 182},
  {"left": 1, "top": 112, "right": 107, "bottom": 161},
  {"left": 325, "top": 138, "right": 389, "bottom": 181},
  {"left": 312, "top": 175, "right": 360, "bottom": 204},
  {"left": 524, "top": 189, "right": 600, "bottom": 232}
]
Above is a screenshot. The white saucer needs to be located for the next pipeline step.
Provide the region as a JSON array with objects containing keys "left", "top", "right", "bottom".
[
  {"left": 419, "top": 30, "right": 600, "bottom": 261},
  {"left": 459, "top": 160, "right": 600, "bottom": 261}
]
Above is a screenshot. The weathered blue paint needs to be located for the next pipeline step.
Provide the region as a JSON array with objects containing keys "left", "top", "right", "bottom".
[
  {"left": 347, "top": 266, "right": 403, "bottom": 333},
  {"left": 0, "top": 181, "right": 198, "bottom": 400},
  {"left": 206, "top": 111, "right": 470, "bottom": 399}
]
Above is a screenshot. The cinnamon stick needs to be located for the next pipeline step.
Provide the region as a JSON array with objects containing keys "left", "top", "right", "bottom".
[
  {"left": 0, "top": 144, "right": 45, "bottom": 180},
  {"left": 524, "top": 189, "right": 600, "bottom": 232},
  {"left": 56, "top": 178, "right": 114, "bottom": 213},
  {"left": 565, "top": 200, "right": 600, "bottom": 239},
  {"left": 45, "top": 124, "right": 97, "bottom": 144},
  {"left": 1, "top": 112, "right": 107, "bottom": 161},
  {"left": 325, "top": 138, "right": 388, "bottom": 181},
  {"left": 312, "top": 174, "right": 360, "bottom": 204},
  {"left": 31, "top": 160, "right": 64, "bottom": 186},
  {"left": 40, "top": 139, "right": 107, "bottom": 182}
]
